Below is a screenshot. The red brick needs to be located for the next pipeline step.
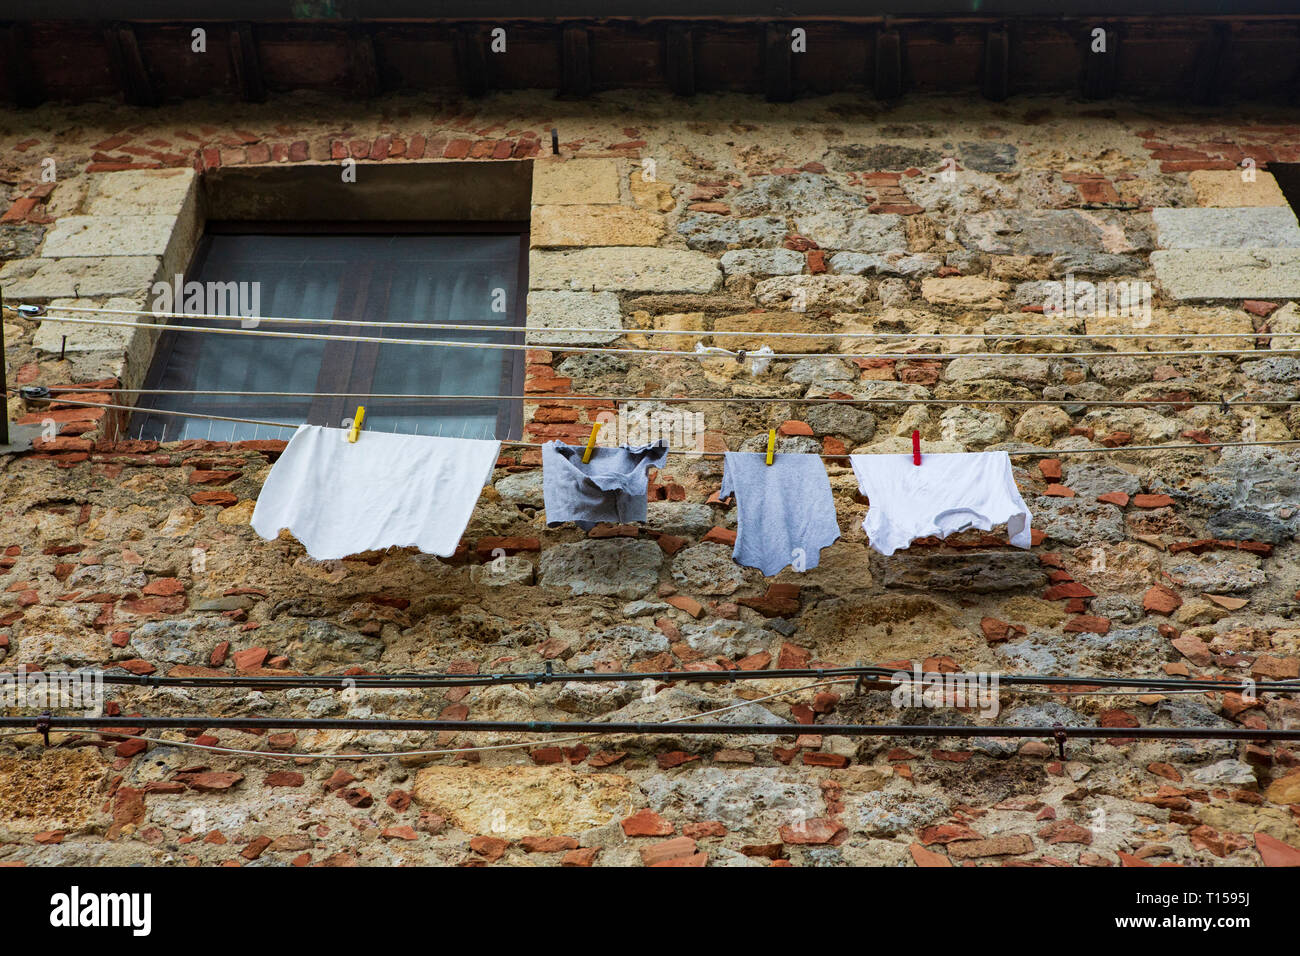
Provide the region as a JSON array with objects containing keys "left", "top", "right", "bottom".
[
  {"left": 622, "top": 809, "right": 674, "bottom": 837},
  {"left": 1143, "top": 584, "right": 1182, "bottom": 616},
  {"left": 1133, "top": 494, "right": 1174, "bottom": 508}
]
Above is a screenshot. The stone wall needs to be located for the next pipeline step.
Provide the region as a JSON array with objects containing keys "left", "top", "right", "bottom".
[{"left": 1, "top": 92, "right": 1299, "bottom": 867}]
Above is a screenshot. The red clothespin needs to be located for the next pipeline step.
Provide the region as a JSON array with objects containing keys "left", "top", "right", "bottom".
[{"left": 912, "top": 429, "right": 921, "bottom": 466}]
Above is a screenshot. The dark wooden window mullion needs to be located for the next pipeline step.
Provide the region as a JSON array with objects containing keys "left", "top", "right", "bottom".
[
  {"left": 342, "top": 264, "right": 394, "bottom": 411},
  {"left": 496, "top": 230, "right": 530, "bottom": 441},
  {"left": 309, "top": 267, "right": 372, "bottom": 427}
]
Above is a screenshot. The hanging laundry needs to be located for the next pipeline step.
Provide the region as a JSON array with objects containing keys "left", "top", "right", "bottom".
[
  {"left": 542, "top": 440, "right": 668, "bottom": 530},
  {"left": 849, "top": 450, "right": 1031, "bottom": 557},
  {"left": 719, "top": 452, "right": 841, "bottom": 575},
  {"left": 251, "top": 425, "right": 499, "bottom": 560}
]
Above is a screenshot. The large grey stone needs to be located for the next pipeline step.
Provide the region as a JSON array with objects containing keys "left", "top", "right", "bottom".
[
  {"left": 568, "top": 624, "right": 669, "bottom": 670},
  {"left": 1152, "top": 206, "right": 1300, "bottom": 250},
  {"left": 959, "top": 142, "right": 1018, "bottom": 172},
  {"left": 1152, "top": 249, "right": 1300, "bottom": 300},
  {"left": 939, "top": 406, "right": 1009, "bottom": 445},
  {"left": 829, "top": 251, "right": 942, "bottom": 277},
  {"left": 1049, "top": 252, "right": 1145, "bottom": 276},
  {"left": 677, "top": 215, "right": 786, "bottom": 252},
  {"left": 41, "top": 215, "right": 180, "bottom": 258},
  {"left": 1165, "top": 553, "right": 1267, "bottom": 593},
  {"left": 85, "top": 168, "right": 196, "bottom": 217},
  {"left": 275, "top": 619, "right": 385, "bottom": 669},
  {"left": 826, "top": 144, "right": 942, "bottom": 171},
  {"left": 944, "top": 355, "right": 1050, "bottom": 385},
  {"left": 672, "top": 542, "right": 747, "bottom": 595},
  {"left": 1240, "top": 357, "right": 1300, "bottom": 383},
  {"left": 1190, "top": 759, "right": 1258, "bottom": 787},
  {"left": 730, "top": 173, "right": 869, "bottom": 215},
  {"left": 1205, "top": 507, "right": 1291, "bottom": 544},
  {"left": 1033, "top": 496, "right": 1128, "bottom": 544},
  {"left": 526, "top": 290, "right": 622, "bottom": 345},
  {"left": 874, "top": 550, "right": 1047, "bottom": 592},
  {"left": 997, "top": 625, "right": 1167, "bottom": 674},
  {"left": 802, "top": 403, "right": 877, "bottom": 443},
  {"left": 646, "top": 501, "right": 717, "bottom": 536},
  {"left": 720, "top": 248, "right": 805, "bottom": 275},
  {"left": 1061, "top": 462, "right": 1142, "bottom": 498},
  {"left": 0, "top": 256, "right": 161, "bottom": 299},
  {"left": 641, "top": 768, "right": 825, "bottom": 831},
  {"left": 680, "top": 619, "right": 771, "bottom": 658},
  {"left": 529, "top": 247, "right": 721, "bottom": 293},
  {"left": 784, "top": 356, "right": 854, "bottom": 385},
  {"left": 999, "top": 701, "right": 1092, "bottom": 728},
  {"left": 753, "top": 275, "right": 871, "bottom": 311},
  {"left": 793, "top": 211, "right": 905, "bottom": 252},
  {"left": 958, "top": 210, "right": 1151, "bottom": 256},
  {"left": 851, "top": 790, "right": 949, "bottom": 835},
  {"left": 31, "top": 296, "right": 155, "bottom": 357},
  {"left": 537, "top": 539, "right": 664, "bottom": 599},
  {"left": 495, "top": 469, "right": 545, "bottom": 507}
]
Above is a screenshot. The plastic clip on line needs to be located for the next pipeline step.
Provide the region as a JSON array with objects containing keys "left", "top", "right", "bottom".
[
  {"left": 582, "top": 421, "right": 601, "bottom": 463},
  {"left": 766, "top": 428, "right": 776, "bottom": 466},
  {"left": 912, "top": 429, "right": 921, "bottom": 466},
  {"left": 347, "top": 406, "right": 366, "bottom": 443}
]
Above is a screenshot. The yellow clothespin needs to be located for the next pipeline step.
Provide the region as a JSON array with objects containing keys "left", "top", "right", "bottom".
[
  {"left": 765, "top": 428, "right": 776, "bottom": 466},
  {"left": 347, "top": 406, "right": 366, "bottom": 443},
  {"left": 582, "top": 421, "right": 602, "bottom": 463}
]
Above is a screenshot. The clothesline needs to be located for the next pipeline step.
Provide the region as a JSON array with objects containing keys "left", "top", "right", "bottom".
[
  {"left": 22, "top": 394, "right": 1300, "bottom": 459},
  {"left": 21, "top": 313, "right": 1300, "bottom": 362},
  {"left": 4, "top": 301, "right": 1279, "bottom": 341},
  {"left": 19, "top": 385, "right": 1296, "bottom": 410}
]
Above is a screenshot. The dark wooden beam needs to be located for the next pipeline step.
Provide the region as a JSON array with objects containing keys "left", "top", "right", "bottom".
[
  {"left": 228, "top": 21, "right": 265, "bottom": 103},
  {"left": 1081, "top": 23, "right": 1119, "bottom": 100},
  {"left": 665, "top": 25, "right": 695, "bottom": 96},
  {"left": 0, "top": 23, "right": 44, "bottom": 107},
  {"left": 348, "top": 24, "right": 381, "bottom": 98},
  {"left": 763, "top": 23, "right": 793, "bottom": 102},
  {"left": 103, "top": 21, "right": 156, "bottom": 107},
  {"left": 1190, "top": 22, "right": 1230, "bottom": 105},
  {"left": 560, "top": 25, "right": 591, "bottom": 97},
  {"left": 981, "top": 25, "right": 1010, "bottom": 101},
  {"left": 454, "top": 24, "right": 490, "bottom": 97},
  {"left": 874, "top": 27, "right": 903, "bottom": 100}
]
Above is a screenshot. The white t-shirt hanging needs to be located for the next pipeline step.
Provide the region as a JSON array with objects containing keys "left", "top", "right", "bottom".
[
  {"left": 251, "top": 424, "right": 499, "bottom": 560},
  {"left": 849, "top": 450, "right": 1032, "bottom": 556}
]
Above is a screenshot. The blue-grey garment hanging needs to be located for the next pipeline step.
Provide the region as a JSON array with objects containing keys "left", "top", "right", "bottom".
[
  {"left": 720, "top": 452, "right": 841, "bottom": 576},
  {"left": 542, "top": 441, "right": 669, "bottom": 530}
]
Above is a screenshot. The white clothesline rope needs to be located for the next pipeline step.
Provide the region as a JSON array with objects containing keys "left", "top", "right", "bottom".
[
  {"left": 4, "top": 301, "right": 1279, "bottom": 341},
  {"left": 22, "top": 386, "right": 1294, "bottom": 409},
  {"left": 22, "top": 395, "right": 1300, "bottom": 459},
  {"left": 21, "top": 312, "right": 1300, "bottom": 362}
]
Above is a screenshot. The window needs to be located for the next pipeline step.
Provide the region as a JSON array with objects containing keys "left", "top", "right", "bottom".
[{"left": 132, "top": 223, "right": 527, "bottom": 443}]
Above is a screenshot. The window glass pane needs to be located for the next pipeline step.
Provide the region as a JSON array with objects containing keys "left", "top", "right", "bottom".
[{"left": 132, "top": 232, "right": 523, "bottom": 443}]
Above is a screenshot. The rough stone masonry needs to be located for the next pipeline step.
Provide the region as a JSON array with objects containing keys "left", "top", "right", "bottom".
[{"left": 1, "top": 90, "right": 1299, "bottom": 868}]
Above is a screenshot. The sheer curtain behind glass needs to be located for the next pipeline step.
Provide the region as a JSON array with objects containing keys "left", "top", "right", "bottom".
[{"left": 133, "top": 232, "right": 524, "bottom": 442}]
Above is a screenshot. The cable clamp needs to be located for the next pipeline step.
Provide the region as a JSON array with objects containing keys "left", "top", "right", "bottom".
[
  {"left": 35, "top": 710, "right": 51, "bottom": 747},
  {"left": 19, "top": 385, "right": 50, "bottom": 401},
  {"left": 1052, "top": 723, "right": 1068, "bottom": 759}
]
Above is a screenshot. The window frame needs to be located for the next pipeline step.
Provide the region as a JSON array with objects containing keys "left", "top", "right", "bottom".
[{"left": 135, "top": 220, "right": 530, "bottom": 442}]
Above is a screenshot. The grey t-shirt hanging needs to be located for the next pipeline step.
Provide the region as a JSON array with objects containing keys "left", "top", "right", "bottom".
[
  {"left": 720, "top": 452, "right": 841, "bottom": 576},
  {"left": 542, "top": 441, "right": 669, "bottom": 530}
]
